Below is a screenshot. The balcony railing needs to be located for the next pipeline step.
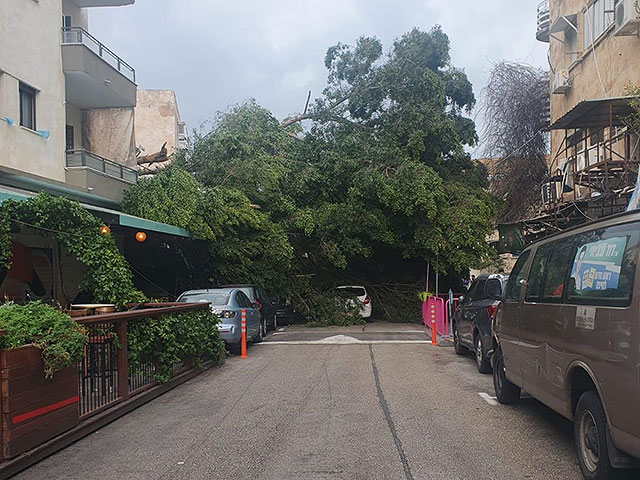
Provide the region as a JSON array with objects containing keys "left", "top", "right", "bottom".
[
  {"left": 67, "top": 149, "right": 138, "bottom": 183},
  {"left": 537, "top": 0, "right": 551, "bottom": 42},
  {"left": 62, "top": 27, "right": 136, "bottom": 83}
]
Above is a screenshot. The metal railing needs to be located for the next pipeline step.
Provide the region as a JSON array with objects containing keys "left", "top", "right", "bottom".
[
  {"left": 537, "top": 0, "right": 551, "bottom": 42},
  {"left": 74, "top": 303, "right": 211, "bottom": 418},
  {"left": 62, "top": 26, "right": 136, "bottom": 83},
  {"left": 66, "top": 149, "right": 138, "bottom": 184}
]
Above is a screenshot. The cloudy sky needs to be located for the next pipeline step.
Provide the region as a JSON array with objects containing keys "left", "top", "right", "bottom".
[{"left": 90, "top": 0, "right": 548, "bottom": 147}]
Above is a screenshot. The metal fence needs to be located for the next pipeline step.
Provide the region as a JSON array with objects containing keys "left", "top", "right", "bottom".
[
  {"left": 66, "top": 150, "right": 138, "bottom": 184},
  {"left": 62, "top": 26, "right": 136, "bottom": 83},
  {"left": 74, "top": 303, "right": 210, "bottom": 418}
]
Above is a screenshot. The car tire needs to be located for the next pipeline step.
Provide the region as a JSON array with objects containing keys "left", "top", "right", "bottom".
[
  {"left": 493, "top": 348, "right": 521, "bottom": 404},
  {"left": 575, "top": 391, "right": 620, "bottom": 480},
  {"left": 453, "top": 323, "right": 467, "bottom": 356},
  {"left": 254, "top": 319, "right": 265, "bottom": 343},
  {"left": 475, "top": 335, "right": 491, "bottom": 374}
]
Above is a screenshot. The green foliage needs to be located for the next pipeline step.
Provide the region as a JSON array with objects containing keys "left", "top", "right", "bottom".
[
  {"left": 122, "top": 166, "right": 293, "bottom": 293},
  {"left": 0, "top": 301, "right": 86, "bottom": 378},
  {"left": 127, "top": 309, "right": 225, "bottom": 383},
  {"left": 0, "top": 193, "right": 145, "bottom": 307},
  {"left": 123, "top": 26, "right": 498, "bottom": 325},
  {"left": 304, "top": 290, "right": 365, "bottom": 328}
]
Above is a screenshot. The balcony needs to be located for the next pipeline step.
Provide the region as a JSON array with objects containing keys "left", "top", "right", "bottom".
[
  {"left": 66, "top": 150, "right": 138, "bottom": 183},
  {"left": 537, "top": 0, "right": 551, "bottom": 42},
  {"left": 62, "top": 27, "right": 136, "bottom": 109}
]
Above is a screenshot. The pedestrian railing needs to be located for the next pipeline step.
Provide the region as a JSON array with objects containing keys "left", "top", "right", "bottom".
[{"left": 74, "top": 303, "right": 210, "bottom": 418}]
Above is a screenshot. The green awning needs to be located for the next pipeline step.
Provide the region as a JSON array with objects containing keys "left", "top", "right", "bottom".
[{"left": 0, "top": 185, "right": 193, "bottom": 239}]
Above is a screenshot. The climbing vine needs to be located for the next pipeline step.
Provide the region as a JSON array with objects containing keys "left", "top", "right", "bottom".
[
  {"left": 0, "top": 193, "right": 145, "bottom": 308},
  {"left": 127, "top": 309, "right": 226, "bottom": 383}
]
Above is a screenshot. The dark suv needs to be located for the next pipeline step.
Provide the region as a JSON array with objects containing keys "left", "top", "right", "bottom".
[
  {"left": 222, "top": 284, "right": 278, "bottom": 330},
  {"left": 452, "top": 273, "right": 508, "bottom": 373}
]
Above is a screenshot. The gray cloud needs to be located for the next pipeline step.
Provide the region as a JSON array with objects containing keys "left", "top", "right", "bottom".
[{"left": 90, "top": 0, "right": 548, "bottom": 143}]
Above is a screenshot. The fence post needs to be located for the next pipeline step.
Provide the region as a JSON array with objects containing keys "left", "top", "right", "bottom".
[
  {"left": 116, "top": 319, "right": 129, "bottom": 400},
  {"left": 240, "top": 310, "right": 247, "bottom": 359}
]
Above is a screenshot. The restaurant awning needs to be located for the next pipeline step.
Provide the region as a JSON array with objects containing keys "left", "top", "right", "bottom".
[
  {"left": 549, "top": 97, "right": 637, "bottom": 130},
  {"left": 0, "top": 184, "right": 193, "bottom": 238}
]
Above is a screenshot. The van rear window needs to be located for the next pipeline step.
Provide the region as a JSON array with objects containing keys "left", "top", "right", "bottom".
[{"left": 566, "top": 222, "right": 640, "bottom": 307}]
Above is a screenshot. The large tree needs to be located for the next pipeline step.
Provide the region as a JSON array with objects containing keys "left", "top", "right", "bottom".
[{"left": 125, "top": 26, "right": 498, "bottom": 322}]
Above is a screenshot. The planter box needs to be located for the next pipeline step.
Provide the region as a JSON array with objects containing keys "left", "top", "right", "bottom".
[{"left": 0, "top": 345, "right": 79, "bottom": 460}]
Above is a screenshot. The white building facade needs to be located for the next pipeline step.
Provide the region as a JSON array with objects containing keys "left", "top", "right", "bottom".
[{"left": 0, "top": 0, "right": 138, "bottom": 203}]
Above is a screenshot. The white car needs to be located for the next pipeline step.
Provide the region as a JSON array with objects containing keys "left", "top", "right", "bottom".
[{"left": 336, "top": 286, "right": 372, "bottom": 319}]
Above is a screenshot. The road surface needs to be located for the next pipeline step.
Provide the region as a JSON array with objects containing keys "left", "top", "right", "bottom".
[{"left": 16, "top": 322, "right": 582, "bottom": 480}]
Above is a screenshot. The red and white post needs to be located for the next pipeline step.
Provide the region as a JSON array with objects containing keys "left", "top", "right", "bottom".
[
  {"left": 240, "top": 309, "right": 248, "bottom": 359},
  {"left": 430, "top": 302, "right": 437, "bottom": 346}
]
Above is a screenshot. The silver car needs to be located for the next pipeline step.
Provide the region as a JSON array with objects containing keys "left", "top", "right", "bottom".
[{"left": 177, "top": 288, "right": 266, "bottom": 348}]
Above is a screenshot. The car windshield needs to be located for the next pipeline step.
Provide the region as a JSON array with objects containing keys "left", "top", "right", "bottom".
[{"left": 178, "top": 293, "right": 230, "bottom": 305}]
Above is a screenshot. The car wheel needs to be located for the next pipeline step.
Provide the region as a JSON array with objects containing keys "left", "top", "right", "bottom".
[
  {"left": 493, "top": 347, "right": 520, "bottom": 404},
  {"left": 475, "top": 335, "right": 491, "bottom": 374},
  {"left": 453, "top": 323, "right": 467, "bottom": 355},
  {"left": 254, "top": 318, "right": 264, "bottom": 343},
  {"left": 575, "top": 391, "right": 618, "bottom": 480}
]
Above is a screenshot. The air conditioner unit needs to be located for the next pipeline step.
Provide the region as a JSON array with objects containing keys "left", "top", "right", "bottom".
[
  {"left": 614, "top": 0, "right": 640, "bottom": 36},
  {"left": 552, "top": 69, "right": 571, "bottom": 94}
]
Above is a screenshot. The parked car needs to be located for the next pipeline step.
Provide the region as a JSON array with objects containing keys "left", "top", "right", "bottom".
[
  {"left": 492, "top": 212, "right": 640, "bottom": 480},
  {"left": 177, "top": 288, "right": 266, "bottom": 348},
  {"left": 452, "top": 273, "right": 508, "bottom": 373},
  {"left": 273, "top": 296, "right": 294, "bottom": 326},
  {"left": 335, "top": 286, "right": 372, "bottom": 319},
  {"left": 222, "top": 284, "right": 278, "bottom": 330}
]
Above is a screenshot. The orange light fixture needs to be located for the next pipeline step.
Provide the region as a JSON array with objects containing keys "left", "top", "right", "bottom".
[
  {"left": 99, "top": 225, "right": 111, "bottom": 235},
  {"left": 135, "top": 231, "right": 147, "bottom": 243}
]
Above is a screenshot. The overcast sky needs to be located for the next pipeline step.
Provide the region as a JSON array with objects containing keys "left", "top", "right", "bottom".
[{"left": 90, "top": 0, "right": 548, "bottom": 151}]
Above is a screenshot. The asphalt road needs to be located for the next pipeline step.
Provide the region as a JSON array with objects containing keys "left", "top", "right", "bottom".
[{"left": 16, "top": 322, "right": 582, "bottom": 480}]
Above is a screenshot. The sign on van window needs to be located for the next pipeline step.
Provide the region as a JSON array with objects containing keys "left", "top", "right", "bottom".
[{"left": 570, "top": 237, "right": 628, "bottom": 292}]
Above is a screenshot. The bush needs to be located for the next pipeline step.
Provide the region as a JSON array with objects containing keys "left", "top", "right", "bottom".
[
  {"left": 127, "top": 309, "right": 226, "bottom": 383},
  {"left": 0, "top": 302, "right": 86, "bottom": 378}
]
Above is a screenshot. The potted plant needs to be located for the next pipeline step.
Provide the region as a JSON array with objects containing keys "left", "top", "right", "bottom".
[{"left": 0, "top": 302, "right": 86, "bottom": 459}]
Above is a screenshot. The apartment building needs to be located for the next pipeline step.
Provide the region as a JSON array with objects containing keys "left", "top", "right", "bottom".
[
  {"left": 0, "top": 0, "right": 137, "bottom": 204},
  {"left": 135, "top": 89, "right": 188, "bottom": 175},
  {"left": 536, "top": 0, "right": 640, "bottom": 221}
]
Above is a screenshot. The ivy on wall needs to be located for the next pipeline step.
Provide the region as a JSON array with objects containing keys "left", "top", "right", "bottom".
[{"left": 0, "top": 193, "right": 145, "bottom": 308}]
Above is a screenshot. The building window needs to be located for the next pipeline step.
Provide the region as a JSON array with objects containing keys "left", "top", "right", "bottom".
[
  {"left": 583, "top": 0, "right": 615, "bottom": 49},
  {"left": 565, "top": 27, "right": 579, "bottom": 65},
  {"left": 66, "top": 125, "right": 75, "bottom": 151},
  {"left": 19, "top": 83, "right": 36, "bottom": 130}
]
